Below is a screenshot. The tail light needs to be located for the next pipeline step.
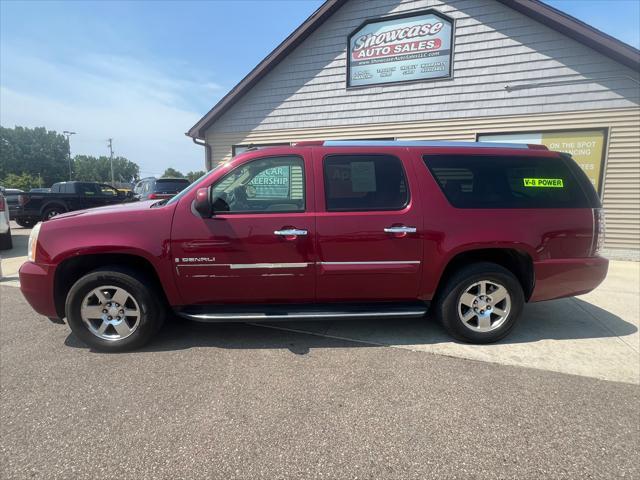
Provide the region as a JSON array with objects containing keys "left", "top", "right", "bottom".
[
  {"left": 0, "top": 196, "right": 5, "bottom": 211},
  {"left": 593, "top": 208, "right": 606, "bottom": 256},
  {"left": 18, "top": 194, "right": 28, "bottom": 206}
]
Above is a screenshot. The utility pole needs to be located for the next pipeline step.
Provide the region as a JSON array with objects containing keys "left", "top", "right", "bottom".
[
  {"left": 63, "top": 131, "right": 76, "bottom": 180},
  {"left": 107, "top": 138, "right": 115, "bottom": 186}
]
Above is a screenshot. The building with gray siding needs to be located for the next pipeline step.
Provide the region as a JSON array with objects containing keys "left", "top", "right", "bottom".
[{"left": 188, "top": 0, "right": 640, "bottom": 256}]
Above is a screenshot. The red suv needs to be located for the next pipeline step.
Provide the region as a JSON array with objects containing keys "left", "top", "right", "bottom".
[{"left": 19, "top": 140, "right": 608, "bottom": 351}]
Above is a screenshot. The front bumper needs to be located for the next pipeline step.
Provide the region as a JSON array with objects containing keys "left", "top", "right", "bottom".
[
  {"left": 19, "top": 261, "right": 59, "bottom": 318},
  {"left": 529, "top": 256, "right": 609, "bottom": 302}
]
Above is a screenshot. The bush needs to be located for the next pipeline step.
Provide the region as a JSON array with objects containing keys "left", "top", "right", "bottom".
[{"left": 1, "top": 172, "right": 41, "bottom": 191}]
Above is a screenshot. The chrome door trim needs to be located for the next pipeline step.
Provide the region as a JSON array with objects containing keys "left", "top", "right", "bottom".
[
  {"left": 229, "top": 262, "right": 311, "bottom": 270},
  {"left": 318, "top": 261, "right": 420, "bottom": 265},
  {"left": 177, "top": 262, "right": 311, "bottom": 269}
]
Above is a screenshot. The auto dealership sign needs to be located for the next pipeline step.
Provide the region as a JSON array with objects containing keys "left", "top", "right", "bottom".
[{"left": 348, "top": 10, "right": 454, "bottom": 87}]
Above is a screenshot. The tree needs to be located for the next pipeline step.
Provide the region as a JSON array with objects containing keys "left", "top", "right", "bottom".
[
  {"left": 74, "top": 155, "right": 140, "bottom": 184},
  {"left": 1, "top": 172, "right": 41, "bottom": 191},
  {"left": 186, "top": 170, "right": 206, "bottom": 182},
  {"left": 162, "top": 168, "right": 184, "bottom": 178},
  {"left": 0, "top": 126, "right": 69, "bottom": 185}
]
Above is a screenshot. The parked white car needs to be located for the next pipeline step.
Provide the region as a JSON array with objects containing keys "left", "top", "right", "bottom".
[{"left": 0, "top": 191, "right": 13, "bottom": 250}]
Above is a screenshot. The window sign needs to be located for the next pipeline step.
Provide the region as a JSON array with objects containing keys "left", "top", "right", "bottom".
[
  {"left": 347, "top": 10, "right": 454, "bottom": 87},
  {"left": 249, "top": 166, "right": 290, "bottom": 199},
  {"left": 350, "top": 161, "right": 377, "bottom": 192},
  {"left": 478, "top": 130, "right": 607, "bottom": 193}
]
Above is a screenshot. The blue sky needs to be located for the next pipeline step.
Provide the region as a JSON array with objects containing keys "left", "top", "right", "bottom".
[{"left": 1, "top": 0, "right": 638, "bottom": 176}]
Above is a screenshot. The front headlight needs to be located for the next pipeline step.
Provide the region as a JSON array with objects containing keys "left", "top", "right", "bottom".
[{"left": 27, "top": 222, "right": 42, "bottom": 262}]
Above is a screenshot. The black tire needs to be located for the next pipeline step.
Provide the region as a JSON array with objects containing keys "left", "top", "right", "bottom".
[
  {"left": 0, "top": 227, "right": 12, "bottom": 250},
  {"left": 434, "top": 262, "right": 524, "bottom": 344},
  {"left": 65, "top": 267, "right": 165, "bottom": 352},
  {"left": 16, "top": 219, "right": 36, "bottom": 229},
  {"left": 42, "top": 206, "right": 66, "bottom": 221}
]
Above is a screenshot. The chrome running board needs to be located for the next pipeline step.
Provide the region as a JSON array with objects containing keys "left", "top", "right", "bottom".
[{"left": 176, "top": 303, "right": 428, "bottom": 323}]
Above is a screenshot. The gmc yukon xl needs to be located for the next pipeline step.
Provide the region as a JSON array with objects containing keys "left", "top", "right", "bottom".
[{"left": 19, "top": 140, "right": 608, "bottom": 351}]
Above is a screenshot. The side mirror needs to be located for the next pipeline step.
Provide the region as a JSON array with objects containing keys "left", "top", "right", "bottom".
[{"left": 194, "top": 187, "right": 213, "bottom": 217}]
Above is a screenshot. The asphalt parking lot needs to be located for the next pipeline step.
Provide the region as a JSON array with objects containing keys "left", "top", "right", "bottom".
[{"left": 1, "top": 222, "right": 639, "bottom": 479}]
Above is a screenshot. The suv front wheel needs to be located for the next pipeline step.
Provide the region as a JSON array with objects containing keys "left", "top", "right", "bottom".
[
  {"left": 65, "top": 267, "right": 165, "bottom": 352},
  {"left": 434, "top": 262, "right": 524, "bottom": 343}
]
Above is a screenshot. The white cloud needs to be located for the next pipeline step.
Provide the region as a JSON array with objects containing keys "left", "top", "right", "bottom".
[{"left": 0, "top": 47, "right": 223, "bottom": 176}]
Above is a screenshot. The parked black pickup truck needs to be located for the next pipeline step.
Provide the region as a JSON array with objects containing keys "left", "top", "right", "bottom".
[{"left": 14, "top": 181, "right": 134, "bottom": 228}]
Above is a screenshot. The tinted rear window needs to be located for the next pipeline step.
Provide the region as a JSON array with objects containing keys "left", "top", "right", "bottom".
[
  {"left": 154, "top": 179, "right": 190, "bottom": 193},
  {"left": 424, "top": 155, "right": 592, "bottom": 209}
]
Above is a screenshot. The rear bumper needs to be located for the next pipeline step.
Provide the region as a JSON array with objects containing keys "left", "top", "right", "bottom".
[
  {"left": 11, "top": 206, "right": 38, "bottom": 221},
  {"left": 529, "top": 256, "right": 609, "bottom": 302},
  {"left": 19, "top": 261, "right": 59, "bottom": 318}
]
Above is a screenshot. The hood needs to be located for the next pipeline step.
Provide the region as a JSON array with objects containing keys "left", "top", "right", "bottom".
[{"left": 51, "top": 200, "right": 159, "bottom": 221}]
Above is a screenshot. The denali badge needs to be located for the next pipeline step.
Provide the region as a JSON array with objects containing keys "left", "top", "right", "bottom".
[{"left": 175, "top": 257, "right": 216, "bottom": 263}]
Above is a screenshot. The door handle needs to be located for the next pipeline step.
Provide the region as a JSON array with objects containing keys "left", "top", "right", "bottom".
[
  {"left": 384, "top": 226, "right": 417, "bottom": 234},
  {"left": 274, "top": 229, "right": 308, "bottom": 236}
]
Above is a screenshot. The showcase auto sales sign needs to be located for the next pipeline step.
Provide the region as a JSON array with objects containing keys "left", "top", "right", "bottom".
[{"left": 348, "top": 10, "right": 454, "bottom": 87}]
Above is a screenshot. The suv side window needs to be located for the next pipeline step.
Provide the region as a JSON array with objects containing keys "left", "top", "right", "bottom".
[
  {"left": 211, "top": 155, "right": 305, "bottom": 213},
  {"left": 425, "top": 154, "right": 590, "bottom": 208},
  {"left": 323, "top": 154, "right": 409, "bottom": 211},
  {"left": 78, "top": 183, "right": 100, "bottom": 196}
]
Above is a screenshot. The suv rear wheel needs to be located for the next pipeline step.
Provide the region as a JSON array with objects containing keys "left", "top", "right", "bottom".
[
  {"left": 65, "top": 267, "right": 165, "bottom": 352},
  {"left": 434, "top": 262, "right": 524, "bottom": 343}
]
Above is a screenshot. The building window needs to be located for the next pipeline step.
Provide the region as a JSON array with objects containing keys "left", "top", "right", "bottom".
[
  {"left": 323, "top": 154, "right": 409, "bottom": 211},
  {"left": 477, "top": 129, "right": 608, "bottom": 194}
]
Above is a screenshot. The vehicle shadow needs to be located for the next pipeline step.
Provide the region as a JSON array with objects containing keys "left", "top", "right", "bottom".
[{"left": 64, "top": 297, "right": 637, "bottom": 354}]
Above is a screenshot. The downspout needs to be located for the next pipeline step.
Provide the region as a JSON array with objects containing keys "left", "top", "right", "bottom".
[{"left": 191, "top": 137, "right": 213, "bottom": 171}]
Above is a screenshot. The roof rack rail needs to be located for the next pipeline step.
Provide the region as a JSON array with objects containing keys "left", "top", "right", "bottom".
[{"left": 322, "top": 140, "right": 545, "bottom": 150}]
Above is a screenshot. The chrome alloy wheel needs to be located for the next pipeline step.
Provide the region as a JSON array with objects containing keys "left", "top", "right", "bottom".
[
  {"left": 80, "top": 286, "right": 141, "bottom": 341},
  {"left": 457, "top": 280, "right": 511, "bottom": 333}
]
